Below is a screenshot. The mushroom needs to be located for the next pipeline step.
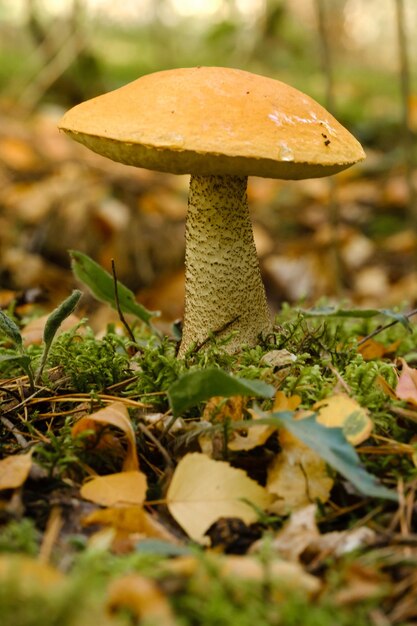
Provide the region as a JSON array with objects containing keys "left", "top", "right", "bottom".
[{"left": 59, "top": 66, "right": 365, "bottom": 357}]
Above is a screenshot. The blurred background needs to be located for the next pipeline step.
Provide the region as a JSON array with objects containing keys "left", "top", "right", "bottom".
[{"left": 0, "top": 0, "right": 416, "bottom": 326}]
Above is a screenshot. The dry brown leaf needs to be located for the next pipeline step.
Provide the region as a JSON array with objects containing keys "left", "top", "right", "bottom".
[
  {"left": 396, "top": 358, "right": 417, "bottom": 406},
  {"left": 314, "top": 394, "right": 373, "bottom": 446},
  {"left": 21, "top": 313, "right": 81, "bottom": 346},
  {"left": 0, "top": 451, "right": 32, "bottom": 490},
  {"left": 358, "top": 338, "right": 401, "bottom": 361},
  {"left": 107, "top": 574, "right": 177, "bottom": 626},
  {"left": 72, "top": 401, "right": 139, "bottom": 471},
  {"left": 266, "top": 429, "right": 334, "bottom": 515},
  {"left": 80, "top": 471, "right": 147, "bottom": 507},
  {"left": 263, "top": 504, "right": 320, "bottom": 562},
  {"left": 166, "top": 453, "right": 271, "bottom": 544},
  {"left": 264, "top": 504, "right": 375, "bottom": 562}
]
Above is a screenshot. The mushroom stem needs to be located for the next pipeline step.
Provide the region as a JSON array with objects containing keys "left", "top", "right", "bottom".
[{"left": 178, "top": 174, "right": 272, "bottom": 357}]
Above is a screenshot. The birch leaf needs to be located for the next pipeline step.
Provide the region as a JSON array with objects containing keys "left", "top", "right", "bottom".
[
  {"left": 81, "top": 471, "right": 147, "bottom": 507},
  {"left": 314, "top": 394, "right": 373, "bottom": 446},
  {"left": 0, "top": 451, "right": 33, "bottom": 490},
  {"left": 166, "top": 453, "right": 271, "bottom": 544}
]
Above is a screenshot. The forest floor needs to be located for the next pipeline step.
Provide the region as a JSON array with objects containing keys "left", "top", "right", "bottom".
[{"left": 1, "top": 103, "right": 417, "bottom": 625}]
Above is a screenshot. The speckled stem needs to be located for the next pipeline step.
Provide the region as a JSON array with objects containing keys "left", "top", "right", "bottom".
[{"left": 178, "top": 175, "right": 272, "bottom": 357}]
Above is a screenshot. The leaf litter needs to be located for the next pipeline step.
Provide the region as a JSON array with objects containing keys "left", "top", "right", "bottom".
[{"left": 3, "top": 108, "right": 417, "bottom": 624}]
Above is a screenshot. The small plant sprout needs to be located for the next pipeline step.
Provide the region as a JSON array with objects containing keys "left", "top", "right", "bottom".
[{"left": 59, "top": 67, "right": 365, "bottom": 356}]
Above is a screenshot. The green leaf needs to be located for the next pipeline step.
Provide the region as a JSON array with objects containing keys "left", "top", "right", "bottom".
[
  {"left": 300, "top": 306, "right": 412, "bottom": 330},
  {"left": 70, "top": 250, "right": 159, "bottom": 325},
  {"left": 135, "top": 539, "right": 192, "bottom": 557},
  {"left": 43, "top": 290, "right": 82, "bottom": 350},
  {"left": 262, "top": 411, "right": 397, "bottom": 502},
  {"left": 0, "top": 311, "right": 23, "bottom": 347},
  {"left": 0, "top": 354, "right": 31, "bottom": 368},
  {"left": 168, "top": 368, "right": 275, "bottom": 416}
]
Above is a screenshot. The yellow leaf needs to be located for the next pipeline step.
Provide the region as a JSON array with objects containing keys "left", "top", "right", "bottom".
[
  {"left": 228, "top": 409, "right": 276, "bottom": 451},
  {"left": 72, "top": 401, "right": 139, "bottom": 471},
  {"left": 0, "top": 451, "right": 32, "bottom": 490},
  {"left": 267, "top": 430, "right": 334, "bottom": 515},
  {"left": 83, "top": 506, "right": 178, "bottom": 543},
  {"left": 107, "top": 574, "right": 177, "bottom": 626},
  {"left": 166, "top": 453, "right": 271, "bottom": 544},
  {"left": 273, "top": 391, "right": 302, "bottom": 412},
  {"left": 80, "top": 471, "right": 147, "bottom": 506},
  {"left": 314, "top": 394, "right": 372, "bottom": 446}
]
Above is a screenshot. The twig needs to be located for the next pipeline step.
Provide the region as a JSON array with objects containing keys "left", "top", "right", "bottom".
[
  {"left": 0, "top": 416, "right": 29, "bottom": 448},
  {"left": 136, "top": 422, "right": 173, "bottom": 471},
  {"left": 194, "top": 315, "right": 241, "bottom": 353},
  {"left": 111, "top": 259, "right": 137, "bottom": 349},
  {"left": 357, "top": 308, "right": 417, "bottom": 346}
]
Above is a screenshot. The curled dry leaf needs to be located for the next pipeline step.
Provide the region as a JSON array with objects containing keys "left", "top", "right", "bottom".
[
  {"left": 314, "top": 393, "right": 373, "bottom": 446},
  {"left": 260, "top": 504, "right": 375, "bottom": 563},
  {"left": 0, "top": 451, "right": 33, "bottom": 490},
  {"left": 166, "top": 453, "right": 271, "bottom": 544},
  {"left": 259, "top": 504, "right": 320, "bottom": 562},
  {"left": 72, "top": 401, "right": 139, "bottom": 471},
  {"left": 107, "top": 574, "right": 178, "bottom": 626},
  {"left": 266, "top": 429, "right": 334, "bottom": 515},
  {"left": 80, "top": 471, "right": 147, "bottom": 507},
  {"left": 396, "top": 358, "right": 417, "bottom": 406}
]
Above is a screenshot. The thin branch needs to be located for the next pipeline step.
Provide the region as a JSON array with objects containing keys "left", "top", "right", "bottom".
[
  {"left": 111, "top": 258, "right": 137, "bottom": 349},
  {"left": 357, "top": 308, "right": 417, "bottom": 346}
]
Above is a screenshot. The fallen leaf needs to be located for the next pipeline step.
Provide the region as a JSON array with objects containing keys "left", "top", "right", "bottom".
[
  {"left": 263, "top": 504, "right": 320, "bottom": 562},
  {"left": 396, "top": 358, "right": 417, "bottom": 406},
  {"left": 83, "top": 506, "right": 178, "bottom": 543},
  {"left": 228, "top": 410, "right": 276, "bottom": 451},
  {"left": 266, "top": 429, "right": 334, "bottom": 515},
  {"left": 72, "top": 401, "right": 139, "bottom": 471},
  {"left": 314, "top": 394, "right": 373, "bottom": 446},
  {"left": 273, "top": 391, "right": 302, "bottom": 412},
  {"left": 0, "top": 451, "right": 32, "bottom": 490},
  {"left": 166, "top": 453, "right": 271, "bottom": 544},
  {"left": 80, "top": 471, "right": 147, "bottom": 507},
  {"left": 107, "top": 574, "right": 177, "bottom": 626},
  {"left": 21, "top": 313, "right": 81, "bottom": 346},
  {"left": 264, "top": 504, "right": 375, "bottom": 562},
  {"left": 358, "top": 338, "right": 401, "bottom": 361}
]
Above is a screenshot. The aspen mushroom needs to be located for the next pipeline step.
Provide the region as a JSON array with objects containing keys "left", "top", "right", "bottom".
[{"left": 59, "top": 67, "right": 365, "bottom": 357}]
